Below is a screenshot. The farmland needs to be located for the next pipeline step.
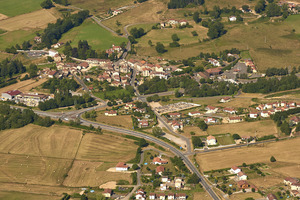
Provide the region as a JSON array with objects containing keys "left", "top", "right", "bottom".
[
  {"left": 0, "top": 78, "right": 48, "bottom": 94},
  {"left": 60, "top": 18, "right": 127, "bottom": 51},
  {"left": 94, "top": 113, "right": 133, "bottom": 129},
  {"left": 0, "top": 29, "right": 37, "bottom": 50},
  {"left": 207, "top": 120, "right": 278, "bottom": 137},
  {"left": 0, "top": 191, "right": 57, "bottom": 200},
  {"left": 0, "top": 124, "right": 138, "bottom": 197},
  {"left": 0, "top": 0, "right": 44, "bottom": 17},
  {"left": 196, "top": 137, "right": 300, "bottom": 172}
]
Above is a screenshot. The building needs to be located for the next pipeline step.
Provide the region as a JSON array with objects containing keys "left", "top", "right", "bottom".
[
  {"left": 49, "top": 49, "right": 58, "bottom": 57},
  {"left": 291, "top": 183, "right": 300, "bottom": 190},
  {"left": 139, "top": 120, "right": 149, "bottom": 128},
  {"left": 267, "top": 193, "right": 277, "bottom": 200},
  {"left": 284, "top": 177, "right": 299, "bottom": 185},
  {"left": 207, "top": 135, "right": 217, "bottom": 145},
  {"left": 176, "top": 193, "right": 187, "bottom": 200},
  {"left": 103, "top": 189, "right": 112, "bottom": 198},
  {"left": 175, "top": 177, "right": 183, "bottom": 189},
  {"left": 17, "top": 93, "right": 50, "bottom": 107},
  {"left": 104, "top": 110, "right": 117, "bottom": 116},
  {"left": 229, "top": 16, "right": 237, "bottom": 21},
  {"left": 2, "top": 90, "right": 22, "bottom": 100},
  {"left": 188, "top": 111, "right": 201, "bottom": 117},
  {"left": 157, "top": 193, "right": 166, "bottom": 200},
  {"left": 220, "top": 97, "right": 231, "bottom": 103},
  {"left": 204, "top": 117, "right": 217, "bottom": 124},
  {"left": 249, "top": 112, "right": 259, "bottom": 119},
  {"left": 116, "top": 162, "right": 129, "bottom": 171},
  {"left": 156, "top": 166, "right": 165, "bottom": 175},
  {"left": 237, "top": 172, "right": 247, "bottom": 180},
  {"left": 162, "top": 176, "right": 169, "bottom": 182},
  {"left": 153, "top": 157, "right": 168, "bottom": 165},
  {"left": 237, "top": 180, "right": 249, "bottom": 189},
  {"left": 205, "top": 105, "right": 218, "bottom": 113},
  {"left": 167, "top": 193, "right": 175, "bottom": 200},
  {"left": 230, "top": 166, "right": 241, "bottom": 174},
  {"left": 290, "top": 116, "right": 300, "bottom": 125},
  {"left": 48, "top": 70, "right": 57, "bottom": 78},
  {"left": 260, "top": 110, "right": 270, "bottom": 118},
  {"left": 206, "top": 67, "right": 222, "bottom": 76},
  {"left": 149, "top": 193, "right": 156, "bottom": 200},
  {"left": 223, "top": 107, "right": 236, "bottom": 114},
  {"left": 136, "top": 189, "right": 146, "bottom": 200},
  {"left": 228, "top": 116, "right": 242, "bottom": 123},
  {"left": 168, "top": 112, "right": 181, "bottom": 118},
  {"left": 171, "top": 121, "right": 183, "bottom": 131},
  {"left": 208, "top": 58, "right": 221, "bottom": 67}
]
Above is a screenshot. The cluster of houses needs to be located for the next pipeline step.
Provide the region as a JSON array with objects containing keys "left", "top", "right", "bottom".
[
  {"left": 278, "top": 1, "right": 300, "bottom": 13},
  {"left": 284, "top": 177, "right": 300, "bottom": 197},
  {"left": 229, "top": 166, "right": 258, "bottom": 192},
  {"left": 160, "top": 19, "right": 188, "bottom": 28},
  {"left": 105, "top": 44, "right": 123, "bottom": 57},
  {"left": 253, "top": 101, "right": 299, "bottom": 118},
  {"left": 135, "top": 189, "right": 187, "bottom": 200},
  {"left": 1, "top": 90, "right": 53, "bottom": 107}
]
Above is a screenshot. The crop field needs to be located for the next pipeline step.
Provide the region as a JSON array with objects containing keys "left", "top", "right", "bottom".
[
  {"left": 95, "top": 113, "right": 133, "bottom": 129},
  {"left": 0, "top": 0, "right": 44, "bottom": 17},
  {"left": 0, "top": 191, "right": 57, "bottom": 200},
  {"left": 59, "top": 19, "right": 127, "bottom": 51},
  {"left": 229, "top": 192, "right": 262, "bottom": 200},
  {"left": 0, "top": 125, "right": 138, "bottom": 196},
  {"left": 196, "top": 137, "right": 300, "bottom": 171},
  {"left": 0, "top": 9, "right": 57, "bottom": 31},
  {"left": 207, "top": 120, "right": 277, "bottom": 137},
  {"left": 193, "top": 192, "right": 214, "bottom": 200}
]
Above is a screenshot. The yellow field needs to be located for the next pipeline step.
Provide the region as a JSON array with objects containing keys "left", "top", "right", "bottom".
[
  {"left": 0, "top": 191, "right": 57, "bottom": 200},
  {"left": 0, "top": 124, "right": 82, "bottom": 158},
  {"left": 96, "top": 114, "right": 133, "bottom": 129},
  {"left": 183, "top": 126, "right": 207, "bottom": 138},
  {"left": 229, "top": 192, "right": 262, "bottom": 200},
  {"left": 196, "top": 137, "right": 300, "bottom": 171},
  {"left": 63, "top": 161, "right": 132, "bottom": 187},
  {"left": 193, "top": 191, "right": 214, "bottom": 200},
  {"left": 272, "top": 164, "right": 300, "bottom": 178},
  {"left": 0, "top": 9, "right": 57, "bottom": 31},
  {"left": 0, "top": 78, "right": 48, "bottom": 94},
  {"left": 207, "top": 120, "right": 277, "bottom": 137}
]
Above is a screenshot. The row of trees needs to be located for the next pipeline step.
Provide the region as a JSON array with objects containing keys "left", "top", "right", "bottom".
[
  {"left": 53, "top": 0, "right": 69, "bottom": 6},
  {"left": 265, "top": 67, "right": 289, "bottom": 77},
  {"left": 255, "top": 0, "right": 288, "bottom": 18},
  {"left": 5, "top": 40, "right": 32, "bottom": 54},
  {"left": 168, "top": 0, "right": 204, "bottom": 9},
  {"left": 0, "top": 104, "right": 54, "bottom": 130},
  {"left": 41, "top": 10, "right": 89, "bottom": 48},
  {"left": 42, "top": 78, "right": 79, "bottom": 94},
  {"left": 242, "top": 74, "right": 300, "bottom": 94},
  {"left": 0, "top": 59, "right": 26, "bottom": 79}
]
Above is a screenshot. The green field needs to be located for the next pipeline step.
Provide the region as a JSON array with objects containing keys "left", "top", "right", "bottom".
[
  {"left": 60, "top": 19, "right": 127, "bottom": 51},
  {"left": 0, "top": 0, "right": 44, "bottom": 17},
  {"left": 215, "top": 134, "right": 235, "bottom": 145},
  {"left": 0, "top": 29, "right": 37, "bottom": 50},
  {"left": 94, "top": 88, "right": 133, "bottom": 100}
]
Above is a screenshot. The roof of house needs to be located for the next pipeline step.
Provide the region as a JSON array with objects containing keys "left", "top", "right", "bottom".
[
  {"left": 116, "top": 162, "right": 128, "bottom": 168},
  {"left": 176, "top": 193, "right": 186, "bottom": 197},
  {"left": 156, "top": 166, "right": 165, "bottom": 173},
  {"left": 206, "top": 105, "right": 217, "bottom": 110},
  {"left": 231, "top": 165, "right": 240, "bottom": 170},
  {"left": 238, "top": 171, "right": 246, "bottom": 176},
  {"left": 206, "top": 67, "right": 222, "bottom": 74},
  {"left": 237, "top": 180, "right": 249, "bottom": 187},
  {"left": 207, "top": 135, "right": 216, "bottom": 140},
  {"left": 103, "top": 189, "right": 112, "bottom": 194},
  {"left": 284, "top": 177, "right": 299, "bottom": 184},
  {"left": 229, "top": 116, "right": 241, "bottom": 120},
  {"left": 4, "top": 90, "right": 22, "bottom": 96}
]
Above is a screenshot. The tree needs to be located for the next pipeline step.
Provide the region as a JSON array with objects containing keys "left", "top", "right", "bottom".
[
  {"left": 138, "top": 138, "right": 148, "bottom": 147},
  {"left": 116, "top": 20, "right": 121, "bottom": 26},
  {"left": 152, "top": 126, "right": 163, "bottom": 137},
  {"left": 187, "top": 173, "right": 199, "bottom": 184},
  {"left": 153, "top": 179, "right": 161, "bottom": 188},
  {"left": 255, "top": 0, "right": 266, "bottom": 13},
  {"left": 280, "top": 121, "right": 291, "bottom": 135},
  {"left": 148, "top": 40, "right": 153, "bottom": 46},
  {"left": 193, "top": 11, "right": 200, "bottom": 23},
  {"left": 155, "top": 42, "right": 167, "bottom": 53},
  {"left": 198, "top": 120, "right": 208, "bottom": 131},
  {"left": 207, "top": 21, "right": 226, "bottom": 39},
  {"left": 242, "top": 5, "right": 250, "bottom": 12},
  {"left": 132, "top": 164, "right": 139, "bottom": 170},
  {"left": 232, "top": 133, "right": 241, "bottom": 140},
  {"left": 28, "top": 64, "right": 38, "bottom": 78},
  {"left": 266, "top": 3, "right": 282, "bottom": 17},
  {"left": 171, "top": 34, "right": 180, "bottom": 42},
  {"left": 270, "top": 156, "right": 276, "bottom": 162},
  {"left": 41, "top": 0, "right": 54, "bottom": 9}
]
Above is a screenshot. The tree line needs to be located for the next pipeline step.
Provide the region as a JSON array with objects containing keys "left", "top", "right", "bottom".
[
  {"left": 168, "top": 0, "right": 204, "bottom": 9},
  {"left": 265, "top": 67, "right": 288, "bottom": 77}
]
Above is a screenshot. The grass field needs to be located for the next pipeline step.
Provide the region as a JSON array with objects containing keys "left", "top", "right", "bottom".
[
  {"left": 229, "top": 192, "right": 262, "bottom": 200},
  {"left": 0, "top": 0, "right": 44, "bottom": 17},
  {"left": 95, "top": 114, "right": 133, "bottom": 129},
  {"left": 0, "top": 9, "right": 57, "bottom": 31},
  {"left": 0, "top": 29, "right": 37, "bottom": 50},
  {"left": 0, "top": 191, "right": 57, "bottom": 200},
  {"left": 215, "top": 134, "right": 235, "bottom": 145},
  {"left": 196, "top": 137, "right": 300, "bottom": 171},
  {"left": 60, "top": 19, "right": 127, "bottom": 51},
  {"left": 94, "top": 88, "right": 132, "bottom": 100},
  {"left": 183, "top": 126, "right": 207, "bottom": 138},
  {"left": 207, "top": 120, "right": 277, "bottom": 137}
]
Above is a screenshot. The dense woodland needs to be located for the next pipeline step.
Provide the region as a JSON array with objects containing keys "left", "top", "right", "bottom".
[
  {"left": 0, "top": 104, "right": 54, "bottom": 130},
  {"left": 168, "top": 0, "right": 204, "bottom": 9},
  {"left": 242, "top": 74, "right": 300, "bottom": 93}
]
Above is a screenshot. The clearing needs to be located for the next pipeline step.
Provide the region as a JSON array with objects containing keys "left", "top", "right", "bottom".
[
  {"left": 0, "top": 0, "right": 44, "bottom": 17},
  {"left": 196, "top": 137, "right": 300, "bottom": 171},
  {"left": 207, "top": 120, "right": 277, "bottom": 137},
  {"left": 60, "top": 18, "right": 127, "bottom": 51}
]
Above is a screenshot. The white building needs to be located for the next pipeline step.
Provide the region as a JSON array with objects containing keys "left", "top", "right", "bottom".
[
  {"left": 230, "top": 166, "right": 241, "bottom": 174},
  {"left": 207, "top": 135, "right": 217, "bottom": 145}
]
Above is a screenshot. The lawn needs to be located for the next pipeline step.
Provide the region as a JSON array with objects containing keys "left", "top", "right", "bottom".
[
  {"left": 59, "top": 19, "right": 127, "bottom": 51},
  {"left": 0, "top": 29, "right": 37, "bottom": 50},
  {"left": 207, "top": 120, "right": 277, "bottom": 137},
  {"left": 214, "top": 134, "right": 235, "bottom": 145},
  {"left": 0, "top": 0, "right": 44, "bottom": 17},
  {"left": 196, "top": 137, "right": 300, "bottom": 171}
]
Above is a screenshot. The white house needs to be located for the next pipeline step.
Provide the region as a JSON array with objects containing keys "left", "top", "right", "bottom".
[
  {"left": 116, "top": 162, "right": 129, "bottom": 171},
  {"left": 205, "top": 105, "right": 218, "bottom": 113},
  {"left": 208, "top": 58, "right": 221, "bottom": 67},
  {"left": 237, "top": 172, "right": 248, "bottom": 180},
  {"left": 149, "top": 193, "right": 156, "bottom": 200},
  {"left": 207, "top": 135, "right": 217, "bottom": 145},
  {"left": 49, "top": 49, "right": 59, "bottom": 57},
  {"left": 223, "top": 107, "right": 236, "bottom": 114},
  {"left": 176, "top": 193, "right": 187, "bottom": 200},
  {"left": 204, "top": 117, "right": 217, "bottom": 124},
  {"left": 291, "top": 183, "right": 300, "bottom": 191},
  {"left": 228, "top": 116, "right": 242, "bottom": 123},
  {"left": 229, "top": 16, "right": 237, "bottom": 21},
  {"left": 136, "top": 189, "right": 146, "bottom": 200},
  {"left": 230, "top": 166, "right": 241, "bottom": 174},
  {"left": 188, "top": 111, "right": 201, "bottom": 117},
  {"left": 167, "top": 193, "right": 175, "bottom": 200},
  {"left": 220, "top": 97, "right": 231, "bottom": 103},
  {"left": 260, "top": 111, "right": 270, "bottom": 118},
  {"left": 161, "top": 176, "right": 169, "bottom": 183},
  {"left": 157, "top": 194, "right": 166, "bottom": 200},
  {"left": 284, "top": 177, "right": 299, "bottom": 185},
  {"left": 249, "top": 112, "right": 259, "bottom": 118},
  {"left": 104, "top": 110, "right": 117, "bottom": 116}
]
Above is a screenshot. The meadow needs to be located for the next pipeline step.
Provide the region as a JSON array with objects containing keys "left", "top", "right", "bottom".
[
  {"left": 0, "top": 29, "right": 37, "bottom": 50},
  {"left": 0, "top": 0, "right": 44, "bottom": 17},
  {"left": 59, "top": 18, "right": 127, "bottom": 51}
]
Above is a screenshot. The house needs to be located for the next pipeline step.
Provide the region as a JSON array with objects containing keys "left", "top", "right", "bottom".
[
  {"left": 54, "top": 54, "right": 62, "bottom": 62},
  {"left": 116, "top": 162, "right": 129, "bottom": 171},
  {"left": 228, "top": 116, "right": 242, "bottom": 123},
  {"left": 220, "top": 97, "right": 231, "bottom": 103},
  {"left": 2, "top": 90, "right": 22, "bottom": 100},
  {"left": 237, "top": 180, "right": 249, "bottom": 189},
  {"left": 104, "top": 110, "right": 117, "bottom": 116},
  {"left": 136, "top": 189, "right": 146, "bottom": 200},
  {"left": 171, "top": 121, "right": 183, "bottom": 131},
  {"left": 207, "top": 135, "right": 217, "bottom": 145},
  {"left": 188, "top": 111, "right": 201, "bottom": 117},
  {"left": 230, "top": 166, "right": 241, "bottom": 174},
  {"left": 208, "top": 58, "right": 221, "bottom": 67},
  {"left": 179, "top": 20, "right": 188, "bottom": 26},
  {"left": 34, "top": 36, "right": 42, "bottom": 43},
  {"left": 267, "top": 193, "right": 277, "bottom": 200},
  {"left": 156, "top": 166, "right": 165, "bottom": 175},
  {"left": 291, "top": 183, "right": 300, "bottom": 190},
  {"left": 160, "top": 183, "right": 168, "bottom": 191},
  {"left": 53, "top": 42, "right": 64, "bottom": 49},
  {"left": 284, "top": 177, "right": 299, "bottom": 185},
  {"left": 157, "top": 193, "right": 166, "bottom": 200},
  {"left": 204, "top": 117, "right": 217, "bottom": 124},
  {"left": 206, "top": 67, "right": 222, "bottom": 75},
  {"left": 139, "top": 120, "right": 149, "bottom": 128},
  {"left": 290, "top": 116, "right": 300, "bottom": 125},
  {"left": 113, "top": 10, "right": 123, "bottom": 15},
  {"left": 205, "top": 105, "right": 218, "bottom": 113},
  {"left": 229, "top": 16, "right": 237, "bottom": 21},
  {"left": 48, "top": 49, "right": 58, "bottom": 57},
  {"left": 48, "top": 70, "right": 57, "bottom": 78},
  {"left": 176, "top": 193, "right": 187, "bottom": 200},
  {"left": 223, "top": 107, "right": 236, "bottom": 114},
  {"left": 260, "top": 110, "right": 270, "bottom": 118},
  {"left": 149, "top": 193, "right": 156, "bottom": 200},
  {"left": 168, "top": 112, "right": 181, "bottom": 118},
  {"left": 175, "top": 177, "right": 183, "bottom": 189},
  {"left": 197, "top": 71, "right": 210, "bottom": 79},
  {"left": 103, "top": 189, "right": 112, "bottom": 198},
  {"left": 291, "top": 190, "right": 300, "bottom": 197},
  {"left": 249, "top": 112, "right": 259, "bottom": 119},
  {"left": 237, "top": 171, "right": 247, "bottom": 180},
  {"left": 167, "top": 193, "right": 175, "bottom": 200},
  {"left": 153, "top": 157, "right": 168, "bottom": 165},
  {"left": 162, "top": 176, "right": 169, "bottom": 182}
]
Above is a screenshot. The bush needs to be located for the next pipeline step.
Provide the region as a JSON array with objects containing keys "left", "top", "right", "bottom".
[{"left": 270, "top": 156, "right": 276, "bottom": 162}]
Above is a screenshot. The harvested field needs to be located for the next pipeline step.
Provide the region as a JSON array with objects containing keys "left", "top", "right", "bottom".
[
  {"left": 250, "top": 176, "right": 283, "bottom": 189},
  {"left": 0, "top": 154, "right": 72, "bottom": 185},
  {"left": 196, "top": 137, "right": 300, "bottom": 171},
  {"left": 0, "top": 124, "right": 82, "bottom": 158},
  {"left": 0, "top": 78, "right": 46, "bottom": 94},
  {"left": 99, "top": 181, "right": 117, "bottom": 189},
  {"left": 0, "top": 9, "right": 57, "bottom": 31},
  {"left": 229, "top": 192, "right": 262, "bottom": 200},
  {"left": 63, "top": 161, "right": 132, "bottom": 187},
  {"left": 76, "top": 133, "right": 137, "bottom": 162},
  {"left": 183, "top": 126, "right": 207, "bottom": 138},
  {"left": 0, "top": 191, "right": 57, "bottom": 200},
  {"left": 193, "top": 191, "right": 213, "bottom": 200},
  {"left": 0, "top": 14, "right": 8, "bottom": 21},
  {"left": 207, "top": 120, "right": 277, "bottom": 137},
  {"left": 272, "top": 165, "right": 300, "bottom": 177},
  {"left": 95, "top": 114, "right": 133, "bottom": 129}
]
